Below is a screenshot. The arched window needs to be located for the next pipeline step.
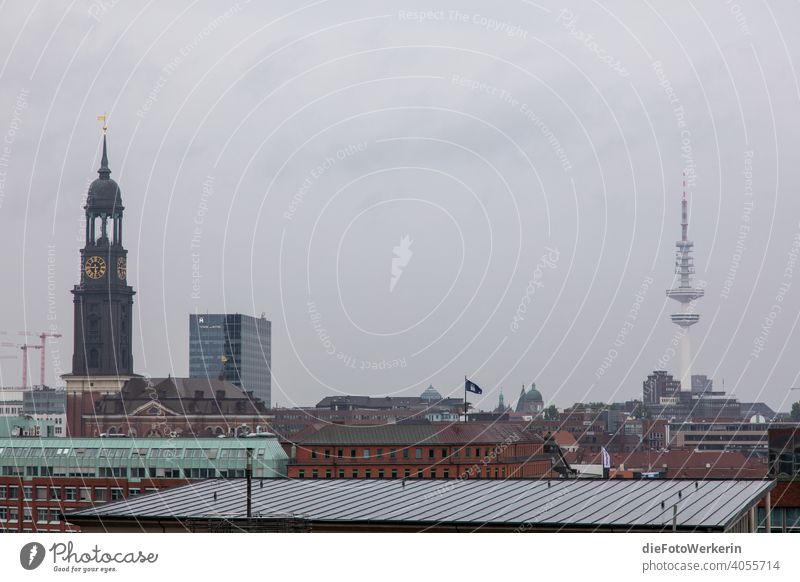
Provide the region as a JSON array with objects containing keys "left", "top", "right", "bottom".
[{"left": 88, "top": 349, "right": 99, "bottom": 368}]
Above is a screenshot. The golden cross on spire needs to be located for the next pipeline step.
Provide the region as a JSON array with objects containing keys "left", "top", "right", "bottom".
[{"left": 97, "top": 114, "right": 108, "bottom": 134}]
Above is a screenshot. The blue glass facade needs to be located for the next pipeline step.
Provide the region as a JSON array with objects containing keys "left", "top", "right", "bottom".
[{"left": 189, "top": 314, "right": 271, "bottom": 405}]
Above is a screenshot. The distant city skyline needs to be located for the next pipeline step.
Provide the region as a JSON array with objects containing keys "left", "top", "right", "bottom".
[{"left": 0, "top": 2, "right": 799, "bottom": 413}]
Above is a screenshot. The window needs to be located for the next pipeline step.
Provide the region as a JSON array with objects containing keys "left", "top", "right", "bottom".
[
  {"left": 404, "top": 469, "right": 410, "bottom": 478},
  {"left": 363, "top": 449, "right": 370, "bottom": 459},
  {"left": 79, "top": 488, "right": 91, "bottom": 502},
  {"left": 65, "top": 488, "right": 76, "bottom": 502},
  {"left": 50, "top": 487, "right": 61, "bottom": 501},
  {"left": 94, "top": 488, "right": 107, "bottom": 502},
  {"left": 9, "top": 508, "right": 18, "bottom": 522},
  {"left": 297, "top": 470, "right": 305, "bottom": 479},
  {"left": 402, "top": 449, "right": 409, "bottom": 459},
  {"left": 0, "top": 508, "right": 6, "bottom": 521},
  {"left": 377, "top": 449, "right": 383, "bottom": 459},
  {"left": 111, "top": 488, "right": 124, "bottom": 501},
  {"left": 415, "top": 448, "right": 422, "bottom": 459},
  {"left": 378, "top": 470, "right": 385, "bottom": 479},
  {"left": 324, "top": 449, "right": 331, "bottom": 459},
  {"left": 391, "top": 469, "right": 398, "bottom": 479},
  {"left": 390, "top": 448, "right": 396, "bottom": 459},
  {"left": 365, "top": 470, "right": 372, "bottom": 478},
  {"left": 466, "top": 448, "right": 471, "bottom": 457},
  {"left": 9, "top": 486, "right": 18, "bottom": 500},
  {"left": 441, "top": 448, "right": 447, "bottom": 458},
  {"left": 337, "top": 449, "right": 343, "bottom": 459},
  {"left": 23, "top": 487, "right": 32, "bottom": 500},
  {"left": 428, "top": 449, "right": 435, "bottom": 459},
  {"left": 350, "top": 449, "right": 356, "bottom": 459},
  {"left": 443, "top": 469, "right": 450, "bottom": 478},
  {"left": 311, "top": 449, "right": 317, "bottom": 459},
  {"left": 0, "top": 486, "right": 5, "bottom": 499},
  {"left": 37, "top": 508, "right": 48, "bottom": 523},
  {"left": 351, "top": 470, "right": 358, "bottom": 478},
  {"left": 23, "top": 507, "right": 32, "bottom": 522},
  {"left": 129, "top": 488, "right": 140, "bottom": 497},
  {"left": 325, "top": 470, "right": 332, "bottom": 479},
  {"left": 311, "top": 470, "right": 318, "bottom": 479},
  {"left": 36, "top": 486, "right": 47, "bottom": 500},
  {"left": 338, "top": 470, "right": 345, "bottom": 478},
  {"left": 50, "top": 508, "right": 62, "bottom": 523}
]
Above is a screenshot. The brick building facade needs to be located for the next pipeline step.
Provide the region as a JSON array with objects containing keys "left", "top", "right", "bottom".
[
  {"left": 0, "top": 436, "right": 287, "bottom": 532},
  {"left": 285, "top": 422, "right": 557, "bottom": 480}
]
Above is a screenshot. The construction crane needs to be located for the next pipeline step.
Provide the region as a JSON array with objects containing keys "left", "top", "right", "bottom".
[
  {"left": 0, "top": 341, "right": 43, "bottom": 388},
  {"left": 19, "top": 344, "right": 42, "bottom": 389},
  {"left": 34, "top": 332, "right": 62, "bottom": 386},
  {"left": 2, "top": 331, "right": 63, "bottom": 386}
]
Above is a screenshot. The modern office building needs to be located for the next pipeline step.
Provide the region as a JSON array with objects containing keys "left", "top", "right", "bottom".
[
  {"left": 667, "top": 420, "right": 774, "bottom": 452},
  {"left": 189, "top": 313, "right": 271, "bottom": 406},
  {"left": 643, "top": 370, "right": 681, "bottom": 405}
]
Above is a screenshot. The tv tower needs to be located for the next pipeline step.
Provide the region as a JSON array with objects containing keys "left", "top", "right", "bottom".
[{"left": 666, "top": 178, "right": 703, "bottom": 390}]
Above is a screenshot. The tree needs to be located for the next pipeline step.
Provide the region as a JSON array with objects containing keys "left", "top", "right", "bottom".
[
  {"left": 791, "top": 401, "right": 800, "bottom": 421},
  {"left": 543, "top": 404, "right": 559, "bottom": 420}
]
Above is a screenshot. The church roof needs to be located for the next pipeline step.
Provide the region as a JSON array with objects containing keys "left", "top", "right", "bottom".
[
  {"left": 515, "top": 383, "right": 543, "bottom": 412},
  {"left": 522, "top": 382, "right": 543, "bottom": 402},
  {"left": 86, "top": 134, "right": 123, "bottom": 213},
  {"left": 92, "top": 377, "right": 269, "bottom": 416}
]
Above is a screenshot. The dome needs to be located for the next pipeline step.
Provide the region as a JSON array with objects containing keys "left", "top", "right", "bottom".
[
  {"left": 87, "top": 177, "right": 123, "bottom": 212},
  {"left": 420, "top": 384, "right": 442, "bottom": 401},
  {"left": 526, "top": 382, "right": 543, "bottom": 402},
  {"left": 86, "top": 134, "right": 124, "bottom": 213}
]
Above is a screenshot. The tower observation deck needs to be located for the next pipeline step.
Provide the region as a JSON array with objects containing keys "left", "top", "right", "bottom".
[{"left": 666, "top": 185, "right": 703, "bottom": 389}]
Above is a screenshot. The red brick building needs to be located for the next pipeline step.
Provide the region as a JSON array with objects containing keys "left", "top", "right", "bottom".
[
  {"left": 0, "top": 436, "right": 288, "bottom": 532},
  {"left": 564, "top": 448, "right": 768, "bottom": 479},
  {"left": 285, "top": 422, "right": 558, "bottom": 480}
]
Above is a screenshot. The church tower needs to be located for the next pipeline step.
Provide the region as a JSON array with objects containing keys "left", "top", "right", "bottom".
[{"left": 64, "top": 127, "right": 137, "bottom": 434}]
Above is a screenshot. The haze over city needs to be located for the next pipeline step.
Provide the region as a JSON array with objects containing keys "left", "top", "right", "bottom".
[{"left": 1, "top": 1, "right": 799, "bottom": 413}]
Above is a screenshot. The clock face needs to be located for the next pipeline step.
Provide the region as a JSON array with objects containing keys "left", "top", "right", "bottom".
[
  {"left": 117, "top": 257, "right": 126, "bottom": 280},
  {"left": 84, "top": 256, "right": 106, "bottom": 279}
]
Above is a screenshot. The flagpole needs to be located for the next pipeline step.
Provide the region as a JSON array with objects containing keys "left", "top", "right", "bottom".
[{"left": 464, "top": 375, "right": 467, "bottom": 423}]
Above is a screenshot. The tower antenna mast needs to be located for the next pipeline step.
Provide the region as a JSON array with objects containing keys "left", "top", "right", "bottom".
[{"left": 666, "top": 174, "right": 704, "bottom": 390}]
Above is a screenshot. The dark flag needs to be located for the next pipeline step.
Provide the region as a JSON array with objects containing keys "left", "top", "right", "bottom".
[{"left": 465, "top": 378, "right": 483, "bottom": 394}]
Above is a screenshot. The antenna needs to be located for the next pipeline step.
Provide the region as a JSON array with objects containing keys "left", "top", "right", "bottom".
[
  {"left": 666, "top": 173, "right": 704, "bottom": 391},
  {"left": 681, "top": 172, "right": 688, "bottom": 242}
]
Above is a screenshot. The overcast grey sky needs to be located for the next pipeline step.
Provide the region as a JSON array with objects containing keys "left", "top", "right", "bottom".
[{"left": 0, "top": 1, "right": 799, "bottom": 412}]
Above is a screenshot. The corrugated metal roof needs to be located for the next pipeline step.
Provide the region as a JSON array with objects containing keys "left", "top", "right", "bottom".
[{"left": 67, "top": 478, "right": 773, "bottom": 532}]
